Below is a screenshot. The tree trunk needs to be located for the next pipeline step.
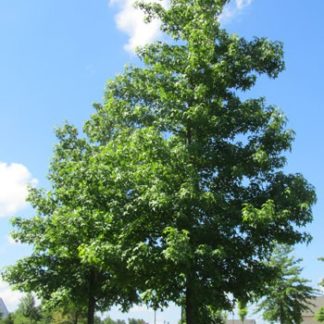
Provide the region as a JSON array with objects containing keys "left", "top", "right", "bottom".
[
  {"left": 87, "top": 268, "right": 96, "bottom": 324},
  {"left": 73, "top": 312, "right": 79, "bottom": 324},
  {"left": 185, "top": 276, "right": 196, "bottom": 324},
  {"left": 87, "top": 295, "right": 95, "bottom": 324}
]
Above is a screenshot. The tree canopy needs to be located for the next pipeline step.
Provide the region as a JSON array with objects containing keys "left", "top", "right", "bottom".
[
  {"left": 82, "top": 0, "right": 316, "bottom": 321},
  {"left": 3, "top": 125, "right": 138, "bottom": 324},
  {"left": 3, "top": 0, "right": 316, "bottom": 324},
  {"left": 316, "top": 307, "right": 324, "bottom": 322}
]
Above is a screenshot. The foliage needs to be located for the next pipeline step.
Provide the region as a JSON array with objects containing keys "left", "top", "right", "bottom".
[
  {"left": 15, "top": 294, "right": 41, "bottom": 324},
  {"left": 127, "top": 319, "right": 147, "bottom": 324},
  {"left": 49, "top": 301, "right": 88, "bottom": 324},
  {"left": 316, "top": 307, "right": 324, "bottom": 322},
  {"left": 0, "top": 305, "right": 146, "bottom": 324},
  {"left": 101, "top": 318, "right": 147, "bottom": 324},
  {"left": 256, "top": 245, "right": 316, "bottom": 324},
  {"left": 2, "top": 125, "right": 138, "bottom": 324},
  {"left": 83, "top": 0, "right": 315, "bottom": 322},
  {"left": 0, "top": 314, "right": 14, "bottom": 324},
  {"left": 2, "top": 0, "right": 316, "bottom": 324},
  {"left": 102, "top": 318, "right": 125, "bottom": 324},
  {"left": 238, "top": 300, "right": 248, "bottom": 323}
]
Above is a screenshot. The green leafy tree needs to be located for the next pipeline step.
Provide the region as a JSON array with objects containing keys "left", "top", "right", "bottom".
[
  {"left": 102, "top": 316, "right": 126, "bottom": 324},
  {"left": 16, "top": 293, "right": 41, "bottom": 324},
  {"left": 2, "top": 125, "right": 138, "bottom": 324},
  {"left": 316, "top": 307, "right": 324, "bottom": 322},
  {"left": 101, "top": 317, "right": 115, "bottom": 324},
  {"left": 49, "top": 300, "right": 88, "bottom": 324},
  {"left": 0, "top": 314, "right": 14, "bottom": 324},
  {"left": 127, "top": 319, "right": 147, "bottom": 324},
  {"left": 81, "top": 0, "right": 316, "bottom": 323},
  {"left": 256, "top": 245, "right": 316, "bottom": 324},
  {"left": 3, "top": 1, "right": 316, "bottom": 324}
]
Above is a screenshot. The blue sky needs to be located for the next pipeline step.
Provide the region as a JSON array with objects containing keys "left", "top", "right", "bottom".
[{"left": 0, "top": 0, "right": 324, "bottom": 322}]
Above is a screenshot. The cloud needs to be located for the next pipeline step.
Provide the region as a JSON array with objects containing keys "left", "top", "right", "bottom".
[
  {"left": 235, "top": 0, "right": 253, "bottom": 10},
  {"left": 130, "top": 304, "right": 150, "bottom": 312},
  {"left": 110, "top": 0, "right": 253, "bottom": 53},
  {"left": 0, "top": 280, "right": 23, "bottom": 312},
  {"left": 110, "top": 0, "right": 168, "bottom": 53},
  {"left": 0, "top": 162, "right": 37, "bottom": 218},
  {"left": 220, "top": 0, "right": 254, "bottom": 23}
]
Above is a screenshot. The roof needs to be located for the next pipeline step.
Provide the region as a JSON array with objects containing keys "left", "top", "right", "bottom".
[{"left": 0, "top": 298, "right": 9, "bottom": 317}]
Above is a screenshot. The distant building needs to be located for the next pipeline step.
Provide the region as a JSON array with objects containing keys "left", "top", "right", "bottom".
[
  {"left": 0, "top": 298, "right": 9, "bottom": 318},
  {"left": 302, "top": 295, "right": 324, "bottom": 323},
  {"left": 226, "top": 320, "right": 256, "bottom": 324}
]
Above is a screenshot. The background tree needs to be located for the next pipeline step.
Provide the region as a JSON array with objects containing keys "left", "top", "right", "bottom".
[
  {"left": 0, "top": 314, "right": 14, "bottom": 324},
  {"left": 238, "top": 301, "right": 248, "bottom": 323},
  {"left": 101, "top": 317, "right": 116, "bottom": 324},
  {"left": 15, "top": 293, "right": 41, "bottom": 324},
  {"left": 316, "top": 307, "right": 324, "bottom": 322},
  {"left": 256, "top": 245, "right": 316, "bottom": 324},
  {"left": 49, "top": 300, "right": 88, "bottom": 324},
  {"left": 127, "top": 319, "right": 147, "bottom": 324},
  {"left": 2, "top": 125, "right": 138, "bottom": 324}
]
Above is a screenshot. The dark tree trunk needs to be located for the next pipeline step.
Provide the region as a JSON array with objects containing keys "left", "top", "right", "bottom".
[
  {"left": 185, "top": 277, "right": 196, "bottom": 324},
  {"left": 87, "top": 268, "right": 96, "bottom": 324},
  {"left": 87, "top": 295, "right": 96, "bottom": 324},
  {"left": 73, "top": 312, "right": 79, "bottom": 324}
]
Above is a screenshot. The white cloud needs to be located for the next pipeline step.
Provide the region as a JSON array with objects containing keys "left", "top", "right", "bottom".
[
  {"left": 110, "top": 0, "right": 168, "bottom": 53},
  {"left": 0, "top": 280, "right": 23, "bottom": 312},
  {"left": 0, "top": 162, "right": 37, "bottom": 218},
  {"left": 235, "top": 0, "right": 253, "bottom": 10},
  {"left": 130, "top": 304, "right": 150, "bottom": 312},
  {"left": 110, "top": 0, "right": 253, "bottom": 53},
  {"left": 220, "top": 0, "right": 254, "bottom": 23}
]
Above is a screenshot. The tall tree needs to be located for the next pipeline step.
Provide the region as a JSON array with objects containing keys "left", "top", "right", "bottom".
[
  {"left": 256, "top": 245, "right": 316, "bottom": 324},
  {"left": 3, "top": 1, "right": 316, "bottom": 324},
  {"left": 82, "top": 0, "right": 316, "bottom": 323}
]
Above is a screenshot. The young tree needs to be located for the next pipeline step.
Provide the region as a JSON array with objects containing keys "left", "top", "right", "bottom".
[
  {"left": 101, "top": 318, "right": 127, "bottom": 324},
  {"left": 82, "top": 0, "right": 316, "bottom": 323},
  {"left": 16, "top": 293, "right": 41, "bottom": 324},
  {"left": 127, "top": 319, "right": 147, "bottom": 324},
  {"left": 256, "top": 245, "right": 316, "bottom": 324},
  {"left": 316, "top": 307, "right": 324, "bottom": 322}
]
